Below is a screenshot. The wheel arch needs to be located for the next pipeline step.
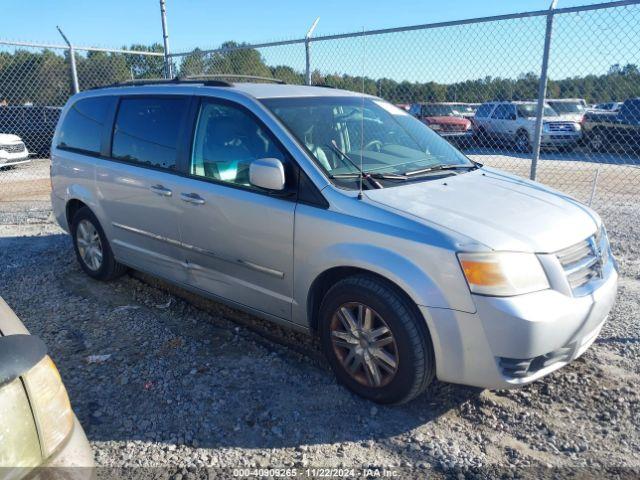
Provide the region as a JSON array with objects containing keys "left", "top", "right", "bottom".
[
  {"left": 65, "top": 198, "right": 89, "bottom": 227},
  {"left": 306, "top": 261, "right": 437, "bottom": 336}
]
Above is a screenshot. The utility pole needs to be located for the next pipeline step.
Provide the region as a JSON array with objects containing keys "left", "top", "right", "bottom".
[
  {"left": 530, "top": 0, "right": 558, "bottom": 181},
  {"left": 305, "top": 17, "right": 320, "bottom": 85},
  {"left": 159, "top": 0, "right": 172, "bottom": 78},
  {"left": 57, "top": 26, "right": 79, "bottom": 94}
]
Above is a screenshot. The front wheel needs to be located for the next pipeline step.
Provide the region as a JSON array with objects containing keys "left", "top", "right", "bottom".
[
  {"left": 71, "top": 206, "right": 127, "bottom": 281},
  {"left": 319, "top": 275, "right": 435, "bottom": 404},
  {"left": 514, "top": 130, "right": 532, "bottom": 153}
]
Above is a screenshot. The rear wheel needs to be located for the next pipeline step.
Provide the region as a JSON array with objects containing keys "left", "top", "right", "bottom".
[
  {"left": 319, "top": 275, "right": 435, "bottom": 404},
  {"left": 514, "top": 130, "right": 531, "bottom": 153},
  {"left": 71, "top": 207, "right": 127, "bottom": 281},
  {"left": 588, "top": 130, "right": 607, "bottom": 152}
]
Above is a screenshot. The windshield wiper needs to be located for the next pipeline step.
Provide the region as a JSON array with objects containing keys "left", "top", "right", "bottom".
[
  {"left": 326, "top": 141, "right": 383, "bottom": 189},
  {"left": 403, "top": 163, "right": 478, "bottom": 177}
]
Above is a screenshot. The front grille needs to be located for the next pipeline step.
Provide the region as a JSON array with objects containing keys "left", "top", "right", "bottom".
[
  {"left": 546, "top": 122, "right": 575, "bottom": 132},
  {"left": 1, "top": 143, "right": 26, "bottom": 153},
  {"left": 555, "top": 232, "right": 607, "bottom": 293},
  {"left": 441, "top": 124, "right": 466, "bottom": 132},
  {"left": 499, "top": 344, "right": 574, "bottom": 378}
]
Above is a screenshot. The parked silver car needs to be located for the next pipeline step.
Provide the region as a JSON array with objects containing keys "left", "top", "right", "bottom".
[
  {"left": 50, "top": 79, "right": 618, "bottom": 404},
  {"left": 473, "top": 101, "right": 582, "bottom": 152}
]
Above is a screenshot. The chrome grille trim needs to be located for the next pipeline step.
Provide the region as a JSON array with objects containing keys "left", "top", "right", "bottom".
[
  {"left": 546, "top": 122, "right": 576, "bottom": 132},
  {"left": 555, "top": 231, "right": 608, "bottom": 294},
  {"left": 0, "top": 143, "right": 26, "bottom": 153}
]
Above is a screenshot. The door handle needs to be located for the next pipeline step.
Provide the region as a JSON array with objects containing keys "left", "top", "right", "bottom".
[
  {"left": 180, "top": 192, "right": 205, "bottom": 205},
  {"left": 150, "top": 184, "right": 172, "bottom": 197}
]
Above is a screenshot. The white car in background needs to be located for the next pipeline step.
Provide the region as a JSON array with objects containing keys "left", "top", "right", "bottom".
[
  {"left": 0, "top": 133, "right": 30, "bottom": 168},
  {"left": 473, "top": 101, "right": 582, "bottom": 152}
]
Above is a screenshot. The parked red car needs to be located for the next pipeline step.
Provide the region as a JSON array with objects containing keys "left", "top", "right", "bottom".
[{"left": 408, "top": 103, "right": 473, "bottom": 146}]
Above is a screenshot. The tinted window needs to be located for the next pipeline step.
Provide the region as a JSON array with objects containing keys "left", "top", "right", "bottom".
[
  {"left": 491, "top": 104, "right": 510, "bottom": 119},
  {"left": 620, "top": 100, "right": 640, "bottom": 121},
  {"left": 475, "top": 104, "right": 494, "bottom": 118},
  {"left": 191, "top": 101, "right": 288, "bottom": 188},
  {"left": 112, "top": 96, "right": 188, "bottom": 170},
  {"left": 57, "top": 97, "right": 112, "bottom": 154}
]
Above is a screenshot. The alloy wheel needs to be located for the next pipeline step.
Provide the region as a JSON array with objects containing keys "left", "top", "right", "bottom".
[
  {"left": 515, "top": 132, "right": 530, "bottom": 152},
  {"left": 76, "top": 219, "right": 103, "bottom": 271},
  {"left": 329, "top": 302, "right": 399, "bottom": 388},
  {"left": 590, "top": 133, "right": 603, "bottom": 151}
]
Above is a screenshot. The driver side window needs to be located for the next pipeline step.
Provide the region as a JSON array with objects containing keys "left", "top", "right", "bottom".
[{"left": 190, "top": 100, "right": 287, "bottom": 188}]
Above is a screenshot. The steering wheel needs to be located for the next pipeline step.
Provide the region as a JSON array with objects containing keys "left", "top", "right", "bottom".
[{"left": 363, "top": 139, "right": 383, "bottom": 152}]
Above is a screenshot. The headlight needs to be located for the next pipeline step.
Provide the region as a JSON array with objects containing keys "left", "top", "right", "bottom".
[
  {"left": 574, "top": 123, "right": 582, "bottom": 131},
  {"left": 22, "top": 356, "right": 74, "bottom": 457},
  {"left": 429, "top": 124, "right": 442, "bottom": 131},
  {"left": 457, "top": 252, "right": 550, "bottom": 296}
]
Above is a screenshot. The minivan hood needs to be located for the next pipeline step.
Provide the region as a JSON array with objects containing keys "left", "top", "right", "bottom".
[{"left": 365, "top": 168, "right": 599, "bottom": 252}]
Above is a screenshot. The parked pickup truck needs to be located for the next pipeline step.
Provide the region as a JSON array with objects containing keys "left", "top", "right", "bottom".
[
  {"left": 582, "top": 98, "right": 640, "bottom": 152},
  {"left": 408, "top": 103, "right": 473, "bottom": 147}
]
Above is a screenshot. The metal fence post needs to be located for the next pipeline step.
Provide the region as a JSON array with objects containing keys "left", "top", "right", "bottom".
[
  {"left": 529, "top": 0, "right": 558, "bottom": 180},
  {"left": 159, "top": 0, "right": 172, "bottom": 78},
  {"left": 56, "top": 26, "right": 79, "bottom": 94},
  {"left": 530, "top": 0, "right": 558, "bottom": 181},
  {"left": 305, "top": 17, "right": 320, "bottom": 85}
]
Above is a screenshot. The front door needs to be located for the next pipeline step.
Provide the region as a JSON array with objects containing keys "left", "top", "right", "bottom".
[
  {"left": 176, "top": 98, "right": 296, "bottom": 320},
  {"left": 96, "top": 95, "right": 191, "bottom": 284}
]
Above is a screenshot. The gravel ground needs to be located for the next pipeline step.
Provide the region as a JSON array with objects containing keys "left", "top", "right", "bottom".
[{"left": 0, "top": 161, "right": 639, "bottom": 478}]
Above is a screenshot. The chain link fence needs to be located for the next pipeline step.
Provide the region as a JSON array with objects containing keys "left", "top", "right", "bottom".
[
  {"left": 0, "top": 41, "right": 164, "bottom": 223},
  {"left": 1, "top": 0, "right": 639, "bottom": 230}
]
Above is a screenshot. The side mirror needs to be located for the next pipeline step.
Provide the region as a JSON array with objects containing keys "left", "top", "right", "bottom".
[{"left": 249, "top": 158, "right": 286, "bottom": 191}]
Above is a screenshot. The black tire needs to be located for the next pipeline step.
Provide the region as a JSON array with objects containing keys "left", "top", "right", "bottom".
[
  {"left": 558, "top": 144, "right": 575, "bottom": 153},
  {"left": 474, "top": 127, "right": 488, "bottom": 147},
  {"left": 71, "top": 206, "right": 127, "bottom": 281},
  {"left": 319, "top": 274, "right": 435, "bottom": 404},
  {"left": 588, "top": 130, "right": 608, "bottom": 153},
  {"left": 514, "top": 130, "right": 531, "bottom": 153}
]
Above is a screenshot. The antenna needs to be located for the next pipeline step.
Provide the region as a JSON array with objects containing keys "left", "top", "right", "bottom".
[{"left": 358, "top": 27, "right": 366, "bottom": 200}]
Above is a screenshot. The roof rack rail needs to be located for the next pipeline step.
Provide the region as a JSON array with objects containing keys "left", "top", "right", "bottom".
[
  {"left": 90, "top": 77, "right": 232, "bottom": 90},
  {"left": 90, "top": 74, "right": 286, "bottom": 91},
  {"left": 181, "top": 74, "right": 286, "bottom": 84}
]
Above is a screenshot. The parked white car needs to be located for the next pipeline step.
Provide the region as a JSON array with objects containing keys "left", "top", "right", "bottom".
[
  {"left": 0, "top": 133, "right": 30, "bottom": 167},
  {"left": 473, "top": 101, "right": 582, "bottom": 152}
]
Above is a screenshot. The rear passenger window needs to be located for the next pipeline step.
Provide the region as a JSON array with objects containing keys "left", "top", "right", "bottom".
[
  {"left": 112, "top": 97, "right": 188, "bottom": 170},
  {"left": 58, "top": 96, "right": 112, "bottom": 154},
  {"left": 475, "top": 104, "right": 493, "bottom": 118}
]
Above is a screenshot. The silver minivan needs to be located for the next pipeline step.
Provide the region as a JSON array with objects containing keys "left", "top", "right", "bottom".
[{"left": 50, "top": 78, "right": 618, "bottom": 404}]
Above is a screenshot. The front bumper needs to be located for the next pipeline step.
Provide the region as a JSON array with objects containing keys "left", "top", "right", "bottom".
[
  {"left": 0, "top": 148, "right": 30, "bottom": 165},
  {"left": 422, "top": 267, "right": 618, "bottom": 389},
  {"left": 540, "top": 132, "right": 581, "bottom": 146},
  {"left": 438, "top": 130, "right": 473, "bottom": 139}
]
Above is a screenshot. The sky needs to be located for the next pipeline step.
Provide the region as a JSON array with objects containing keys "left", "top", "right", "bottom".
[
  {"left": 1, "top": 0, "right": 606, "bottom": 51},
  {"left": 1, "top": 0, "right": 636, "bottom": 83}
]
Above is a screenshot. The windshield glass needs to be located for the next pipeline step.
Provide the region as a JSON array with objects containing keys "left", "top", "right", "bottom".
[
  {"left": 548, "top": 101, "right": 585, "bottom": 114},
  {"left": 517, "top": 103, "right": 557, "bottom": 118},
  {"left": 261, "top": 96, "right": 472, "bottom": 188},
  {"left": 422, "top": 104, "right": 460, "bottom": 117}
]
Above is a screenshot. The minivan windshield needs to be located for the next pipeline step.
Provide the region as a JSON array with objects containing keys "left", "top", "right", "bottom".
[{"left": 261, "top": 96, "right": 473, "bottom": 189}]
